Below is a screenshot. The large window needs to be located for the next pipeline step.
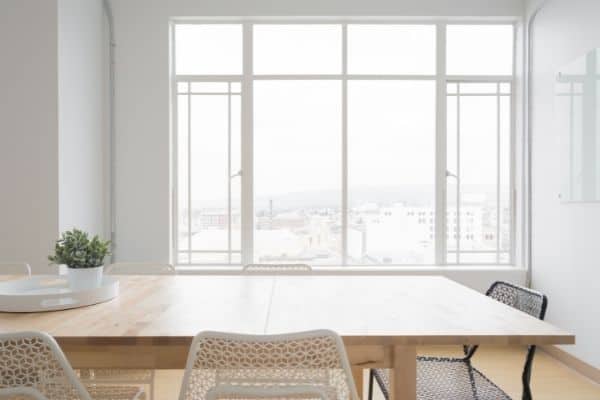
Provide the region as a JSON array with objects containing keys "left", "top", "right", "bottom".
[{"left": 172, "top": 21, "right": 516, "bottom": 266}]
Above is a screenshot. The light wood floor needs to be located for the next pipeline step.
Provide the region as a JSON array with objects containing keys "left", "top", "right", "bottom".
[{"left": 154, "top": 346, "right": 600, "bottom": 399}]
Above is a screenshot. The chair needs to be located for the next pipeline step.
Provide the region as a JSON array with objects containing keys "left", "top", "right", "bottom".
[
  {"left": 242, "top": 264, "right": 312, "bottom": 274},
  {"left": 0, "top": 387, "right": 49, "bottom": 400},
  {"left": 0, "top": 331, "right": 144, "bottom": 400},
  {"left": 0, "top": 263, "right": 31, "bottom": 277},
  {"left": 178, "top": 330, "right": 359, "bottom": 400},
  {"left": 368, "top": 281, "right": 548, "bottom": 400},
  {"left": 206, "top": 386, "right": 329, "bottom": 400},
  {"left": 105, "top": 262, "right": 176, "bottom": 275},
  {"left": 84, "top": 262, "right": 175, "bottom": 399}
]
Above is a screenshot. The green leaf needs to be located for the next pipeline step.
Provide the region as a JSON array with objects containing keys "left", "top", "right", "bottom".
[{"left": 48, "top": 228, "right": 111, "bottom": 269}]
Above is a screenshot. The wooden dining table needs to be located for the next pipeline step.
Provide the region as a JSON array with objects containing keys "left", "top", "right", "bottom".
[{"left": 0, "top": 275, "right": 574, "bottom": 400}]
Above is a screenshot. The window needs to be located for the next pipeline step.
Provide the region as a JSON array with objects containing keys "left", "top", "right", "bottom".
[{"left": 171, "top": 21, "right": 516, "bottom": 266}]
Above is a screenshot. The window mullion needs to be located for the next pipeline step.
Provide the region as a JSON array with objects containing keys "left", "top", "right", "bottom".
[
  {"left": 496, "top": 83, "right": 501, "bottom": 264},
  {"left": 241, "top": 23, "right": 254, "bottom": 265},
  {"left": 435, "top": 22, "right": 447, "bottom": 265},
  {"left": 342, "top": 23, "right": 348, "bottom": 266}
]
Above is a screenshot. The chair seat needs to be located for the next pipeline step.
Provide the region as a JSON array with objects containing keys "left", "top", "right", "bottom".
[
  {"left": 373, "top": 356, "right": 512, "bottom": 400},
  {"left": 85, "top": 384, "right": 145, "bottom": 400}
]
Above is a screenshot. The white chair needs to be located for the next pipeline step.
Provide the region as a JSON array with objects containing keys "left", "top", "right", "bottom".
[
  {"left": 0, "top": 331, "right": 144, "bottom": 400},
  {"left": 0, "top": 387, "right": 49, "bottom": 400},
  {"left": 178, "top": 330, "right": 359, "bottom": 400},
  {"left": 242, "top": 264, "right": 312, "bottom": 274},
  {"left": 85, "top": 262, "right": 175, "bottom": 399},
  {"left": 0, "top": 263, "right": 31, "bottom": 277},
  {"left": 206, "top": 386, "right": 329, "bottom": 400},
  {"left": 105, "top": 262, "right": 176, "bottom": 275}
]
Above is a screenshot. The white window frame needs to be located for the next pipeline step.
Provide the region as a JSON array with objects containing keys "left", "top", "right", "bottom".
[{"left": 170, "top": 18, "right": 518, "bottom": 267}]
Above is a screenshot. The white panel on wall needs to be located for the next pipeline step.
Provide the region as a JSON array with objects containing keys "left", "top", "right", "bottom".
[{"left": 0, "top": 0, "right": 60, "bottom": 273}]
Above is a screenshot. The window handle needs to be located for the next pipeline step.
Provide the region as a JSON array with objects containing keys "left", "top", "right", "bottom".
[
  {"left": 230, "top": 170, "right": 242, "bottom": 179},
  {"left": 446, "top": 170, "right": 457, "bottom": 179}
]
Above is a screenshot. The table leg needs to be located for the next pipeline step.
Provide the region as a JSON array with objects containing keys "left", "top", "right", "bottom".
[
  {"left": 390, "top": 345, "right": 417, "bottom": 400},
  {"left": 352, "top": 367, "right": 364, "bottom": 399}
]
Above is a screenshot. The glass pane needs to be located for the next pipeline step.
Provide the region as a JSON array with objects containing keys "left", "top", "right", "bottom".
[
  {"left": 177, "top": 82, "right": 189, "bottom": 93},
  {"left": 348, "top": 80, "right": 436, "bottom": 264},
  {"left": 231, "top": 96, "right": 242, "bottom": 252},
  {"left": 190, "top": 94, "right": 229, "bottom": 251},
  {"left": 190, "top": 253, "right": 230, "bottom": 264},
  {"left": 459, "top": 83, "right": 498, "bottom": 94},
  {"left": 446, "top": 95, "right": 458, "bottom": 259},
  {"left": 348, "top": 25, "right": 436, "bottom": 75},
  {"left": 459, "top": 96, "right": 498, "bottom": 254},
  {"left": 177, "top": 95, "right": 189, "bottom": 251},
  {"left": 178, "top": 87, "right": 242, "bottom": 262},
  {"left": 499, "top": 96, "right": 511, "bottom": 253},
  {"left": 459, "top": 253, "right": 497, "bottom": 264},
  {"left": 447, "top": 83, "right": 458, "bottom": 94},
  {"left": 447, "top": 25, "right": 513, "bottom": 76},
  {"left": 190, "top": 82, "right": 229, "bottom": 93},
  {"left": 175, "top": 24, "right": 242, "bottom": 75},
  {"left": 178, "top": 252, "right": 190, "bottom": 264},
  {"left": 254, "top": 25, "right": 341, "bottom": 74},
  {"left": 254, "top": 80, "right": 342, "bottom": 264}
]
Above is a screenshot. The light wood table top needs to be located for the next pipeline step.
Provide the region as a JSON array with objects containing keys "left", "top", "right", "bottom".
[
  {"left": 0, "top": 275, "right": 573, "bottom": 346},
  {"left": 0, "top": 275, "right": 574, "bottom": 400}
]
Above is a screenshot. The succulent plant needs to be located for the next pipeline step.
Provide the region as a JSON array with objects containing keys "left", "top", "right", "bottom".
[{"left": 48, "top": 229, "right": 111, "bottom": 269}]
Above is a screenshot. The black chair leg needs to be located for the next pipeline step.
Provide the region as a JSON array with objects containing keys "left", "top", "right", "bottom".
[{"left": 368, "top": 369, "right": 375, "bottom": 400}]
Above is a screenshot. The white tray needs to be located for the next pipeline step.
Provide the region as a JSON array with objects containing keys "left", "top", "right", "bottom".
[{"left": 0, "top": 275, "right": 119, "bottom": 312}]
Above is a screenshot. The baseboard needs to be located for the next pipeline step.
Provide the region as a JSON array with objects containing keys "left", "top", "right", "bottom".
[{"left": 542, "top": 345, "right": 600, "bottom": 384}]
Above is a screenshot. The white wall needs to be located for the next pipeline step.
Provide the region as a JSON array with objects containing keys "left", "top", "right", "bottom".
[
  {"left": 0, "top": 0, "right": 106, "bottom": 273},
  {"left": 110, "top": 0, "right": 525, "bottom": 264},
  {"left": 0, "top": 1, "right": 60, "bottom": 273},
  {"left": 527, "top": 0, "right": 600, "bottom": 368},
  {"left": 58, "top": 0, "right": 107, "bottom": 238}
]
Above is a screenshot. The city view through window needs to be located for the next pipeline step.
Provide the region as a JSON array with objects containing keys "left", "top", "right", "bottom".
[{"left": 173, "top": 23, "right": 515, "bottom": 266}]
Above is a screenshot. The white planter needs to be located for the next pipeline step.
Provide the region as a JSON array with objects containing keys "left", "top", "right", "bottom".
[{"left": 67, "top": 265, "right": 104, "bottom": 291}]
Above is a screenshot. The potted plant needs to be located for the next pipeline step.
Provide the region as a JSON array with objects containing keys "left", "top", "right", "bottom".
[{"left": 49, "top": 229, "right": 111, "bottom": 291}]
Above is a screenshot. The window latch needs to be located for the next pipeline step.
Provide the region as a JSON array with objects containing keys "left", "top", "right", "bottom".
[{"left": 230, "top": 170, "right": 242, "bottom": 179}]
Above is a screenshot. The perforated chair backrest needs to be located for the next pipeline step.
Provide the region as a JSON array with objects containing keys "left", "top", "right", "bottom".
[
  {"left": 0, "top": 332, "right": 92, "bottom": 400},
  {"left": 242, "top": 264, "right": 312, "bottom": 274},
  {"left": 466, "top": 281, "right": 548, "bottom": 400},
  {"left": 105, "top": 263, "right": 176, "bottom": 275},
  {"left": 179, "top": 330, "right": 358, "bottom": 400},
  {"left": 0, "top": 387, "right": 50, "bottom": 400},
  {"left": 206, "top": 386, "right": 329, "bottom": 400},
  {"left": 487, "top": 281, "right": 547, "bottom": 320},
  {"left": 0, "top": 263, "right": 31, "bottom": 277}
]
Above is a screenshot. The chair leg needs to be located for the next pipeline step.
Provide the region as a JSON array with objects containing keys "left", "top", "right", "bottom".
[
  {"left": 368, "top": 369, "right": 375, "bottom": 400},
  {"left": 149, "top": 370, "right": 155, "bottom": 400}
]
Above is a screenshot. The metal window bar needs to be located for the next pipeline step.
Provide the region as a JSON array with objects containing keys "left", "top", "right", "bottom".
[
  {"left": 341, "top": 23, "right": 348, "bottom": 265},
  {"left": 497, "top": 82, "right": 501, "bottom": 264},
  {"left": 456, "top": 82, "right": 462, "bottom": 264},
  {"left": 187, "top": 85, "right": 192, "bottom": 264},
  {"left": 228, "top": 82, "right": 232, "bottom": 264}
]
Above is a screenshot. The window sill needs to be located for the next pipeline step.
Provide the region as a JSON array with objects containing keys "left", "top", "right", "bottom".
[{"left": 174, "top": 265, "right": 526, "bottom": 275}]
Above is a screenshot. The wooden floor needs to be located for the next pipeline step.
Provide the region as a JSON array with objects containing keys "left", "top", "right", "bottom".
[{"left": 154, "top": 346, "right": 600, "bottom": 399}]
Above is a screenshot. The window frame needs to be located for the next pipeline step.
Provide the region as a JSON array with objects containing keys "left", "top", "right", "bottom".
[{"left": 170, "top": 19, "right": 518, "bottom": 267}]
